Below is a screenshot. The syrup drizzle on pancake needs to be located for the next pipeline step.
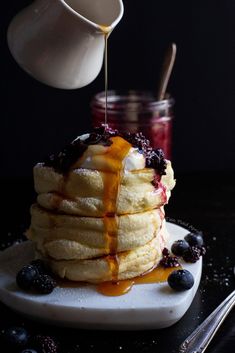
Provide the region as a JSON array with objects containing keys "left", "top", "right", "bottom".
[{"left": 102, "top": 136, "right": 131, "bottom": 282}]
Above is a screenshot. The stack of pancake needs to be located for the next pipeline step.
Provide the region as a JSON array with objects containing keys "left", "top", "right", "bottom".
[{"left": 28, "top": 128, "right": 175, "bottom": 283}]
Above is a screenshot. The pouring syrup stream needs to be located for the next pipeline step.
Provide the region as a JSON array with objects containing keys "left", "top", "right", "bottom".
[{"left": 99, "top": 25, "right": 111, "bottom": 126}]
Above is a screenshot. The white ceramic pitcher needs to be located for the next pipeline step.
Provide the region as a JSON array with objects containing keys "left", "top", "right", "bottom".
[{"left": 7, "top": 0, "right": 124, "bottom": 89}]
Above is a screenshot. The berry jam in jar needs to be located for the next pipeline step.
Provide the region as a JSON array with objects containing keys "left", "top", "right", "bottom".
[{"left": 91, "top": 90, "right": 174, "bottom": 159}]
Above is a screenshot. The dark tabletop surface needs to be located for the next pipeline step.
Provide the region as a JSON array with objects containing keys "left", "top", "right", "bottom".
[{"left": 0, "top": 172, "right": 235, "bottom": 353}]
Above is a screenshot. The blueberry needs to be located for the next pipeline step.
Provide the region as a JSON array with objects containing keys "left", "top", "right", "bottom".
[
  {"left": 171, "top": 240, "right": 190, "bottom": 256},
  {"left": 184, "top": 232, "right": 204, "bottom": 247},
  {"left": 30, "top": 259, "right": 48, "bottom": 274},
  {"left": 0, "top": 326, "right": 29, "bottom": 349},
  {"left": 33, "top": 274, "right": 57, "bottom": 294},
  {"left": 167, "top": 269, "right": 194, "bottom": 291},
  {"left": 20, "top": 350, "right": 38, "bottom": 353},
  {"left": 16, "top": 265, "right": 39, "bottom": 290}
]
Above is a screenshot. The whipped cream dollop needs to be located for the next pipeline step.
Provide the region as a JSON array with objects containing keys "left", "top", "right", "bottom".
[
  {"left": 72, "top": 134, "right": 145, "bottom": 171},
  {"left": 123, "top": 148, "right": 145, "bottom": 170}
]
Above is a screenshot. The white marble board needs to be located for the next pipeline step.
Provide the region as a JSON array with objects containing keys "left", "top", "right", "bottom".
[{"left": 0, "top": 222, "right": 202, "bottom": 330}]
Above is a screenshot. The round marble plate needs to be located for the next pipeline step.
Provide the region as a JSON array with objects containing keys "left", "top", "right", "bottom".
[{"left": 0, "top": 222, "right": 202, "bottom": 330}]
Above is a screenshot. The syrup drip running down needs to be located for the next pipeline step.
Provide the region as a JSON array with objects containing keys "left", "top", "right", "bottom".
[
  {"left": 99, "top": 27, "right": 132, "bottom": 283},
  {"left": 102, "top": 137, "right": 131, "bottom": 282}
]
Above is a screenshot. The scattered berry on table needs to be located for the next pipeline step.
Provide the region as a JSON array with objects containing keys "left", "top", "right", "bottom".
[
  {"left": 171, "top": 240, "right": 190, "bottom": 256},
  {"left": 16, "top": 265, "right": 39, "bottom": 290},
  {"left": 184, "top": 232, "right": 204, "bottom": 247},
  {"left": 33, "top": 274, "right": 57, "bottom": 294},
  {"left": 167, "top": 269, "right": 194, "bottom": 291},
  {"left": 31, "top": 335, "right": 58, "bottom": 353},
  {"left": 0, "top": 326, "right": 29, "bottom": 349}
]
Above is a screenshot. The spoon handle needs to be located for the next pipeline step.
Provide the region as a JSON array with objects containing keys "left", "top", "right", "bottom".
[
  {"left": 179, "top": 290, "right": 235, "bottom": 353},
  {"left": 157, "top": 43, "right": 177, "bottom": 101}
]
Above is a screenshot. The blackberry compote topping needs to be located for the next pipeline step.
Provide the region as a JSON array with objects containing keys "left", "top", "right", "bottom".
[
  {"left": 43, "top": 125, "right": 118, "bottom": 174},
  {"left": 44, "top": 138, "right": 88, "bottom": 174},
  {"left": 168, "top": 269, "right": 194, "bottom": 291},
  {"left": 160, "top": 248, "right": 180, "bottom": 268},
  {"left": 122, "top": 131, "right": 167, "bottom": 176},
  {"left": 122, "top": 131, "right": 150, "bottom": 151},
  {"left": 43, "top": 125, "right": 167, "bottom": 175},
  {"left": 85, "top": 125, "right": 119, "bottom": 145}
]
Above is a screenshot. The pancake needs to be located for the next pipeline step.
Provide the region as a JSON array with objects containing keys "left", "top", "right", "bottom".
[
  {"left": 34, "top": 161, "right": 175, "bottom": 217},
  {"left": 36, "top": 221, "right": 168, "bottom": 283},
  {"left": 28, "top": 204, "right": 163, "bottom": 260}
]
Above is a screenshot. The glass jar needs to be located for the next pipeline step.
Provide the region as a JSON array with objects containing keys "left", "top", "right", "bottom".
[{"left": 91, "top": 90, "right": 174, "bottom": 159}]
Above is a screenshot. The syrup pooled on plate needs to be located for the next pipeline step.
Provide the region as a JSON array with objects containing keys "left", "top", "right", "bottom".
[
  {"left": 98, "top": 266, "right": 180, "bottom": 296},
  {"left": 58, "top": 266, "right": 181, "bottom": 296}
]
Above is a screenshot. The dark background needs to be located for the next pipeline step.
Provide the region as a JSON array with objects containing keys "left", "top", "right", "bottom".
[{"left": 2, "top": 0, "right": 235, "bottom": 177}]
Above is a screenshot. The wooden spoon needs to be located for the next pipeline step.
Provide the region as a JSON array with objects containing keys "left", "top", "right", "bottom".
[{"left": 157, "top": 43, "right": 177, "bottom": 101}]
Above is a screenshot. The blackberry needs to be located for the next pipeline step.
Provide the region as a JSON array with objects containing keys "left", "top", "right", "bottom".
[
  {"left": 168, "top": 269, "right": 194, "bottom": 291},
  {"left": 16, "top": 265, "right": 39, "bottom": 290},
  {"left": 162, "top": 247, "right": 170, "bottom": 257},
  {"left": 184, "top": 232, "right": 204, "bottom": 247},
  {"left": 160, "top": 248, "right": 180, "bottom": 268},
  {"left": 31, "top": 335, "right": 58, "bottom": 353},
  {"left": 33, "top": 274, "right": 57, "bottom": 294},
  {"left": 200, "top": 246, "right": 206, "bottom": 256},
  {"left": 182, "top": 246, "right": 201, "bottom": 263},
  {"left": 160, "top": 255, "right": 180, "bottom": 268},
  {"left": 0, "top": 326, "right": 29, "bottom": 349},
  {"left": 171, "top": 240, "right": 190, "bottom": 256}
]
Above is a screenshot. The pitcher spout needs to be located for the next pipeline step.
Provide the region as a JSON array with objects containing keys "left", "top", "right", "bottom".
[{"left": 62, "top": 0, "right": 124, "bottom": 30}]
